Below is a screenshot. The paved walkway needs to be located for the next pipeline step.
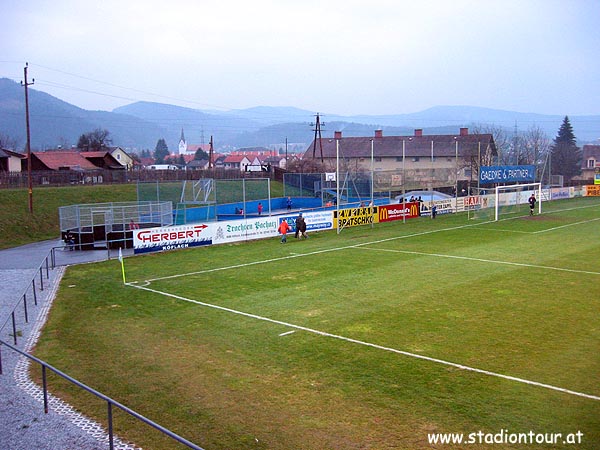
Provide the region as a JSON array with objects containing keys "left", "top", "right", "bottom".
[{"left": 0, "top": 239, "right": 136, "bottom": 450}]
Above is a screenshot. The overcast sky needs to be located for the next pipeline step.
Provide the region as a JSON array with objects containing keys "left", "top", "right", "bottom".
[{"left": 1, "top": 0, "right": 599, "bottom": 117}]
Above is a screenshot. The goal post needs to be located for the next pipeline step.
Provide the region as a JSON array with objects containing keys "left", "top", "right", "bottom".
[{"left": 494, "top": 183, "right": 542, "bottom": 221}]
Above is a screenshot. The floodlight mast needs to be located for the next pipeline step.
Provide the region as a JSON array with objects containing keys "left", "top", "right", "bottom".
[{"left": 336, "top": 137, "right": 340, "bottom": 234}]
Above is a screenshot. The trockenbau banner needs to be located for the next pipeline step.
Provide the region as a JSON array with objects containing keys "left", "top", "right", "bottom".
[
  {"left": 133, "top": 223, "right": 213, "bottom": 254},
  {"left": 479, "top": 165, "right": 536, "bottom": 184},
  {"left": 211, "top": 217, "right": 279, "bottom": 244}
]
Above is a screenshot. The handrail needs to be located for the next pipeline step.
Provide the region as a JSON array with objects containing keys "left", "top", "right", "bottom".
[
  {"left": 0, "top": 240, "right": 206, "bottom": 450},
  {"left": 0, "top": 248, "right": 51, "bottom": 343},
  {"left": 0, "top": 339, "right": 205, "bottom": 450}
]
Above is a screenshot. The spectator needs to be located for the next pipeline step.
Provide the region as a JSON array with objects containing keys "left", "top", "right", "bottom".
[
  {"left": 278, "top": 219, "right": 291, "bottom": 243},
  {"left": 258, "top": 202, "right": 263, "bottom": 216},
  {"left": 64, "top": 230, "right": 75, "bottom": 251}
]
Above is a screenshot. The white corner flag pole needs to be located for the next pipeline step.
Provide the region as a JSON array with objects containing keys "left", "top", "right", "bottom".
[{"left": 118, "top": 247, "right": 126, "bottom": 284}]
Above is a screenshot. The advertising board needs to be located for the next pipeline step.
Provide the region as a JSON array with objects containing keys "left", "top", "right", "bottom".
[
  {"left": 479, "top": 165, "right": 536, "bottom": 184},
  {"left": 133, "top": 224, "right": 213, "bottom": 254}
]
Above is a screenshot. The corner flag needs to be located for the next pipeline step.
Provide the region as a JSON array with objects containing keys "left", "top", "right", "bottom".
[{"left": 118, "top": 247, "right": 126, "bottom": 284}]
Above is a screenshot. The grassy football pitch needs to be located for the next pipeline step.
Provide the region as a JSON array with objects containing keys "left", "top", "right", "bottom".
[{"left": 33, "top": 197, "right": 600, "bottom": 449}]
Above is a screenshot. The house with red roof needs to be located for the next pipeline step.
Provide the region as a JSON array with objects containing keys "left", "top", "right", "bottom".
[
  {"left": 223, "top": 154, "right": 252, "bottom": 171},
  {"left": 0, "top": 148, "right": 25, "bottom": 172},
  {"left": 28, "top": 150, "right": 124, "bottom": 171}
]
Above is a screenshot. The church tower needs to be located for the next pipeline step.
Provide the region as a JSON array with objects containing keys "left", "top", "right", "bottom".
[{"left": 178, "top": 128, "right": 187, "bottom": 155}]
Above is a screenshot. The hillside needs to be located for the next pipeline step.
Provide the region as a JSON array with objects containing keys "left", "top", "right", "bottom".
[
  {"left": 1, "top": 77, "right": 599, "bottom": 153},
  {"left": 0, "top": 78, "right": 167, "bottom": 150}
]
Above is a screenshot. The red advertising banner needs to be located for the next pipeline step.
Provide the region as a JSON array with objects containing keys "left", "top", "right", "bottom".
[{"left": 377, "top": 202, "right": 420, "bottom": 222}]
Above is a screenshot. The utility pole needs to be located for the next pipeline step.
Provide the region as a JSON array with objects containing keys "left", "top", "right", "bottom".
[
  {"left": 285, "top": 137, "right": 288, "bottom": 169},
  {"left": 208, "top": 135, "right": 214, "bottom": 169},
  {"left": 21, "top": 63, "right": 34, "bottom": 214},
  {"left": 310, "top": 113, "right": 325, "bottom": 162}
]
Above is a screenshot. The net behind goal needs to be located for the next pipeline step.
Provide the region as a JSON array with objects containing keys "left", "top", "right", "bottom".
[{"left": 494, "top": 183, "right": 542, "bottom": 221}]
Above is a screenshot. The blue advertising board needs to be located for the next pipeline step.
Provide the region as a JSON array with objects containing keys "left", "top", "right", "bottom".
[{"left": 479, "top": 165, "right": 536, "bottom": 184}]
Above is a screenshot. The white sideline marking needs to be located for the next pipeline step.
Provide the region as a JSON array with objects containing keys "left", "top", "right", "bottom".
[
  {"left": 356, "top": 247, "right": 600, "bottom": 276},
  {"left": 127, "top": 282, "right": 600, "bottom": 402},
  {"left": 141, "top": 221, "right": 489, "bottom": 283},
  {"left": 533, "top": 217, "right": 600, "bottom": 234}
]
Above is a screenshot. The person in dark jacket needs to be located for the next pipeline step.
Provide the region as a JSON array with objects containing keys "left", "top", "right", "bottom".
[
  {"left": 295, "top": 213, "right": 308, "bottom": 239},
  {"left": 528, "top": 194, "right": 536, "bottom": 216}
]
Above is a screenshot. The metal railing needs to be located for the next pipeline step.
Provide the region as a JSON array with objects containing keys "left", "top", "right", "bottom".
[{"left": 0, "top": 244, "right": 205, "bottom": 450}]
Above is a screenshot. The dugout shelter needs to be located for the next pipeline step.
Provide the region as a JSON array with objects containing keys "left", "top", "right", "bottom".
[{"left": 59, "top": 201, "right": 172, "bottom": 250}]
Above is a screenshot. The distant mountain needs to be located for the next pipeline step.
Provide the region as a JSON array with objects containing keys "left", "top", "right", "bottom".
[
  {"left": 0, "top": 78, "right": 166, "bottom": 150},
  {"left": 113, "top": 101, "right": 264, "bottom": 150},
  {"left": 1, "top": 77, "right": 599, "bottom": 153}
]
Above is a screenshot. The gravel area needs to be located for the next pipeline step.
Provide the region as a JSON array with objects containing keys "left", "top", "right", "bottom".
[{"left": 0, "top": 240, "right": 137, "bottom": 450}]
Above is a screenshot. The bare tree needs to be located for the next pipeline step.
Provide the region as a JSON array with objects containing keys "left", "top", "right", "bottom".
[
  {"left": 287, "top": 156, "right": 326, "bottom": 173},
  {"left": 471, "top": 123, "right": 511, "bottom": 165},
  {"left": 77, "top": 128, "right": 113, "bottom": 151},
  {"left": 521, "top": 125, "right": 550, "bottom": 181},
  {"left": 0, "top": 132, "right": 20, "bottom": 151}
]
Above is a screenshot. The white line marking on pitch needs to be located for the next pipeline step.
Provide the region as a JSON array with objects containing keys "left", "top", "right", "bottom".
[
  {"left": 141, "top": 221, "right": 490, "bottom": 283},
  {"left": 129, "top": 283, "right": 600, "bottom": 402},
  {"left": 279, "top": 330, "right": 296, "bottom": 337},
  {"left": 356, "top": 247, "right": 600, "bottom": 276},
  {"left": 533, "top": 217, "right": 600, "bottom": 234}
]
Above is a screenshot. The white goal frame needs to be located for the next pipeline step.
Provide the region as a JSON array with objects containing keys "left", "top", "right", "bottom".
[{"left": 494, "top": 183, "right": 542, "bottom": 221}]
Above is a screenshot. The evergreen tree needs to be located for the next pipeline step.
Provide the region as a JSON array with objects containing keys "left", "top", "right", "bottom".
[
  {"left": 550, "top": 116, "right": 581, "bottom": 182},
  {"left": 194, "top": 148, "right": 209, "bottom": 160},
  {"left": 154, "top": 138, "right": 169, "bottom": 164}
]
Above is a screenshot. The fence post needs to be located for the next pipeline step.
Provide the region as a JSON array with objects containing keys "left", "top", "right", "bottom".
[
  {"left": 0, "top": 344, "right": 3, "bottom": 375},
  {"left": 39, "top": 267, "right": 44, "bottom": 291},
  {"left": 11, "top": 312, "right": 17, "bottom": 345},
  {"left": 23, "top": 293, "right": 28, "bottom": 323},
  {"left": 32, "top": 279, "right": 37, "bottom": 306},
  {"left": 46, "top": 255, "right": 50, "bottom": 278},
  {"left": 108, "top": 401, "right": 115, "bottom": 450},
  {"left": 41, "top": 365, "right": 49, "bottom": 413}
]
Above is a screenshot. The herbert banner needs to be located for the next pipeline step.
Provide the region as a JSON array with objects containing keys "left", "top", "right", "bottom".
[{"left": 133, "top": 224, "right": 213, "bottom": 254}]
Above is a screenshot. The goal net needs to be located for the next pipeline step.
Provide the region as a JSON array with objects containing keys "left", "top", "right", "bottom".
[{"left": 494, "top": 183, "right": 542, "bottom": 221}]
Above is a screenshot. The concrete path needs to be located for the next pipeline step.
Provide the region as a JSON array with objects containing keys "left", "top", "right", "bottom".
[{"left": 0, "top": 239, "right": 136, "bottom": 450}]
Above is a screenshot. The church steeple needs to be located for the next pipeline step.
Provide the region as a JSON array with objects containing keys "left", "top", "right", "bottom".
[{"left": 178, "top": 128, "right": 187, "bottom": 154}]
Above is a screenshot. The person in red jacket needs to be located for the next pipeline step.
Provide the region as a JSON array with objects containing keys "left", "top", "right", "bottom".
[{"left": 278, "top": 219, "right": 291, "bottom": 243}]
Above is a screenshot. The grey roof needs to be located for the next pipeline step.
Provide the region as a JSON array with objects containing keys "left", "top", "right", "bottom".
[{"left": 304, "top": 133, "right": 496, "bottom": 159}]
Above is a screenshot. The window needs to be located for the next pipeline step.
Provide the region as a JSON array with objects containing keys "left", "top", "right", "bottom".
[
  {"left": 587, "top": 159, "right": 595, "bottom": 168},
  {"left": 375, "top": 157, "right": 382, "bottom": 162}
]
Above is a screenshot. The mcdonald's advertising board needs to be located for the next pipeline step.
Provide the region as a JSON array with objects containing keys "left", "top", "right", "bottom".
[{"left": 377, "top": 202, "right": 420, "bottom": 223}]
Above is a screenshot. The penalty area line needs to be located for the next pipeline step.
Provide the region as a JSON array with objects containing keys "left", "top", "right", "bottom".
[
  {"left": 129, "top": 283, "right": 600, "bottom": 402},
  {"left": 356, "top": 247, "right": 600, "bottom": 276}
]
